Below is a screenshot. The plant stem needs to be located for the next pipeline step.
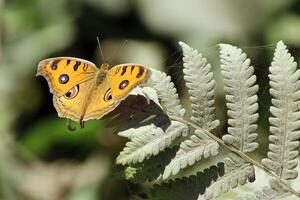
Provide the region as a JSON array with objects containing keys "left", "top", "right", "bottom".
[{"left": 170, "top": 115, "right": 300, "bottom": 198}]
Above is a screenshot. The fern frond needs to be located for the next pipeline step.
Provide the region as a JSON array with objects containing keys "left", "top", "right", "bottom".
[
  {"left": 125, "top": 147, "right": 178, "bottom": 183},
  {"left": 116, "top": 121, "right": 188, "bottom": 165},
  {"left": 179, "top": 41, "right": 219, "bottom": 130},
  {"left": 162, "top": 130, "right": 219, "bottom": 179},
  {"left": 150, "top": 163, "right": 225, "bottom": 200},
  {"left": 238, "top": 179, "right": 299, "bottom": 200},
  {"left": 146, "top": 69, "right": 185, "bottom": 117},
  {"left": 198, "top": 153, "right": 255, "bottom": 200},
  {"left": 219, "top": 44, "right": 259, "bottom": 153},
  {"left": 261, "top": 41, "right": 300, "bottom": 180},
  {"left": 118, "top": 124, "right": 156, "bottom": 139},
  {"left": 129, "top": 86, "right": 161, "bottom": 107}
]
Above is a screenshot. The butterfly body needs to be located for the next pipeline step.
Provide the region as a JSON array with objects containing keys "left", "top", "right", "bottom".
[
  {"left": 95, "top": 65, "right": 109, "bottom": 86},
  {"left": 37, "top": 57, "right": 151, "bottom": 127}
]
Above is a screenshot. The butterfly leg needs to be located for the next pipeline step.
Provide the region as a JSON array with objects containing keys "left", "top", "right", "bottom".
[{"left": 79, "top": 116, "right": 85, "bottom": 128}]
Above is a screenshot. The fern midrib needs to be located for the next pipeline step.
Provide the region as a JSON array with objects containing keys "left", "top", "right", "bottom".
[
  {"left": 203, "top": 94, "right": 211, "bottom": 130},
  {"left": 186, "top": 63, "right": 211, "bottom": 129},
  {"left": 192, "top": 89, "right": 210, "bottom": 129},
  {"left": 238, "top": 70, "right": 245, "bottom": 152},
  {"left": 278, "top": 69, "right": 289, "bottom": 178},
  {"left": 170, "top": 116, "right": 300, "bottom": 198},
  {"left": 277, "top": 191, "right": 294, "bottom": 199}
]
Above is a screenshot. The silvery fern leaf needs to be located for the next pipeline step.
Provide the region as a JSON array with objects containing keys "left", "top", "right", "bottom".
[
  {"left": 125, "top": 147, "right": 178, "bottom": 183},
  {"left": 238, "top": 179, "right": 299, "bottom": 200},
  {"left": 179, "top": 41, "right": 219, "bottom": 130},
  {"left": 146, "top": 69, "right": 185, "bottom": 117},
  {"left": 198, "top": 154, "right": 255, "bottom": 200},
  {"left": 162, "top": 129, "right": 219, "bottom": 179},
  {"left": 261, "top": 41, "right": 300, "bottom": 180},
  {"left": 130, "top": 86, "right": 161, "bottom": 107},
  {"left": 117, "top": 121, "right": 188, "bottom": 165},
  {"left": 219, "top": 44, "right": 259, "bottom": 153},
  {"left": 150, "top": 163, "right": 225, "bottom": 200},
  {"left": 118, "top": 124, "right": 156, "bottom": 139}
]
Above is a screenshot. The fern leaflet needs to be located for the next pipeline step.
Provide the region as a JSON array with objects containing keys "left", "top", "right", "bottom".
[
  {"left": 238, "top": 179, "right": 299, "bottom": 200},
  {"left": 219, "top": 44, "right": 259, "bottom": 153},
  {"left": 179, "top": 41, "right": 219, "bottom": 130},
  {"left": 150, "top": 163, "right": 225, "bottom": 200},
  {"left": 146, "top": 69, "right": 185, "bottom": 118},
  {"left": 261, "top": 41, "right": 300, "bottom": 180},
  {"left": 198, "top": 153, "right": 255, "bottom": 200},
  {"left": 162, "top": 129, "right": 219, "bottom": 179},
  {"left": 117, "top": 121, "right": 188, "bottom": 165}
]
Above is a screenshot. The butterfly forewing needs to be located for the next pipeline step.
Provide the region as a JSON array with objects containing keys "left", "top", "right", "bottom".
[
  {"left": 37, "top": 57, "right": 98, "bottom": 96},
  {"left": 108, "top": 64, "right": 151, "bottom": 98}
]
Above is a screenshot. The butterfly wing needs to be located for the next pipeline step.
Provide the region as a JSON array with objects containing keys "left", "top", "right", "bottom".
[
  {"left": 37, "top": 57, "right": 99, "bottom": 122},
  {"left": 52, "top": 79, "right": 95, "bottom": 122},
  {"left": 37, "top": 57, "right": 98, "bottom": 96},
  {"left": 83, "top": 64, "right": 151, "bottom": 121},
  {"left": 109, "top": 64, "right": 151, "bottom": 98}
]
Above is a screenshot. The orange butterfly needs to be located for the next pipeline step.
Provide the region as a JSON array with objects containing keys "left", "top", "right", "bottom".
[{"left": 37, "top": 57, "right": 151, "bottom": 128}]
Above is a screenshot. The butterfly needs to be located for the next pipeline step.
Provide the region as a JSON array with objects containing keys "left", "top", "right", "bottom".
[{"left": 36, "top": 57, "right": 151, "bottom": 128}]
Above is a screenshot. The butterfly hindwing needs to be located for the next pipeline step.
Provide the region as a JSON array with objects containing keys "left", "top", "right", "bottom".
[
  {"left": 52, "top": 79, "right": 95, "bottom": 122},
  {"left": 37, "top": 57, "right": 98, "bottom": 96},
  {"left": 82, "top": 80, "right": 119, "bottom": 121}
]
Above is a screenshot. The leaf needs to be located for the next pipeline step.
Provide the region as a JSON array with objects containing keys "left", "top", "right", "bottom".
[
  {"left": 116, "top": 121, "right": 188, "bottom": 165},
  {"left": 146, "top": 69, "right": 185, "bottom": 118},
  {"left": 125, "top": 147, "right": 179, "bottom": 183},
  {"left": 162, "top": 130, "right": 219, "bottom": 179},
  {"left": 129, "top": 86, "right": 161, "bottom": 107},
  {"left": 261, "top": 41, "right": 300, "bottom": 180},
  {"left": 118, "top": 124, "right": 157, "bottom": 139},
  {"left": 238, "top": 179, "right": 299, "bottom": 200},
  {"left": 150, "top": 163, "right": 225, "bottom": 200},
  {"left": 180, "top": 41, "right": 219, "bottom": 130},
  {"left": 198, "top": 153, "right": 255, "bottom": 200},
  {"left": 219, "top": 44, "right": 259, "bottom": 153},
  {"left": 21, "top": 117, "right": 103, "bottom": 156}
]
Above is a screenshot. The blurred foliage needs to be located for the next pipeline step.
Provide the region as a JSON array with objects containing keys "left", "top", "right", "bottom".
[
  {"left": 20, "top": 117, "right": 103, "bottom": 157},
  {"left": 1, "top": 0, "right": 300, "bottom": 199}
]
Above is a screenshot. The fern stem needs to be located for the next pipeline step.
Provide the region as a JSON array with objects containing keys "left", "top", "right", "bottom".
[{"left": 169, "top": 116, "right": 300, "bottom": 198}]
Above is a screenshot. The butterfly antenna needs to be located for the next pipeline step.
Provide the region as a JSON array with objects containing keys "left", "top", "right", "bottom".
[
  {"left": 107, "top": 39, "right": 128, "bottom": 63},
  {"left": 97, "top": 36, "right": 106, "bottom": 63}
]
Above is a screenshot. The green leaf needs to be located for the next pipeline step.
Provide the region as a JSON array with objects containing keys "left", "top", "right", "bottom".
[{"left": 20, "top": 117, "right": 103, "bottom": 156}]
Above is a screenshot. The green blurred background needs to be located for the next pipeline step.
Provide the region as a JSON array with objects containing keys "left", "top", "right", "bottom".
[{"left": 1, "top": 0, "right": 300, "bottom": 199}]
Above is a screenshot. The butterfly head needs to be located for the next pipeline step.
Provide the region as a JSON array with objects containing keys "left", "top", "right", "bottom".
[{"left": 99, "top": 63, "right": 110, "bottom": 70}]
